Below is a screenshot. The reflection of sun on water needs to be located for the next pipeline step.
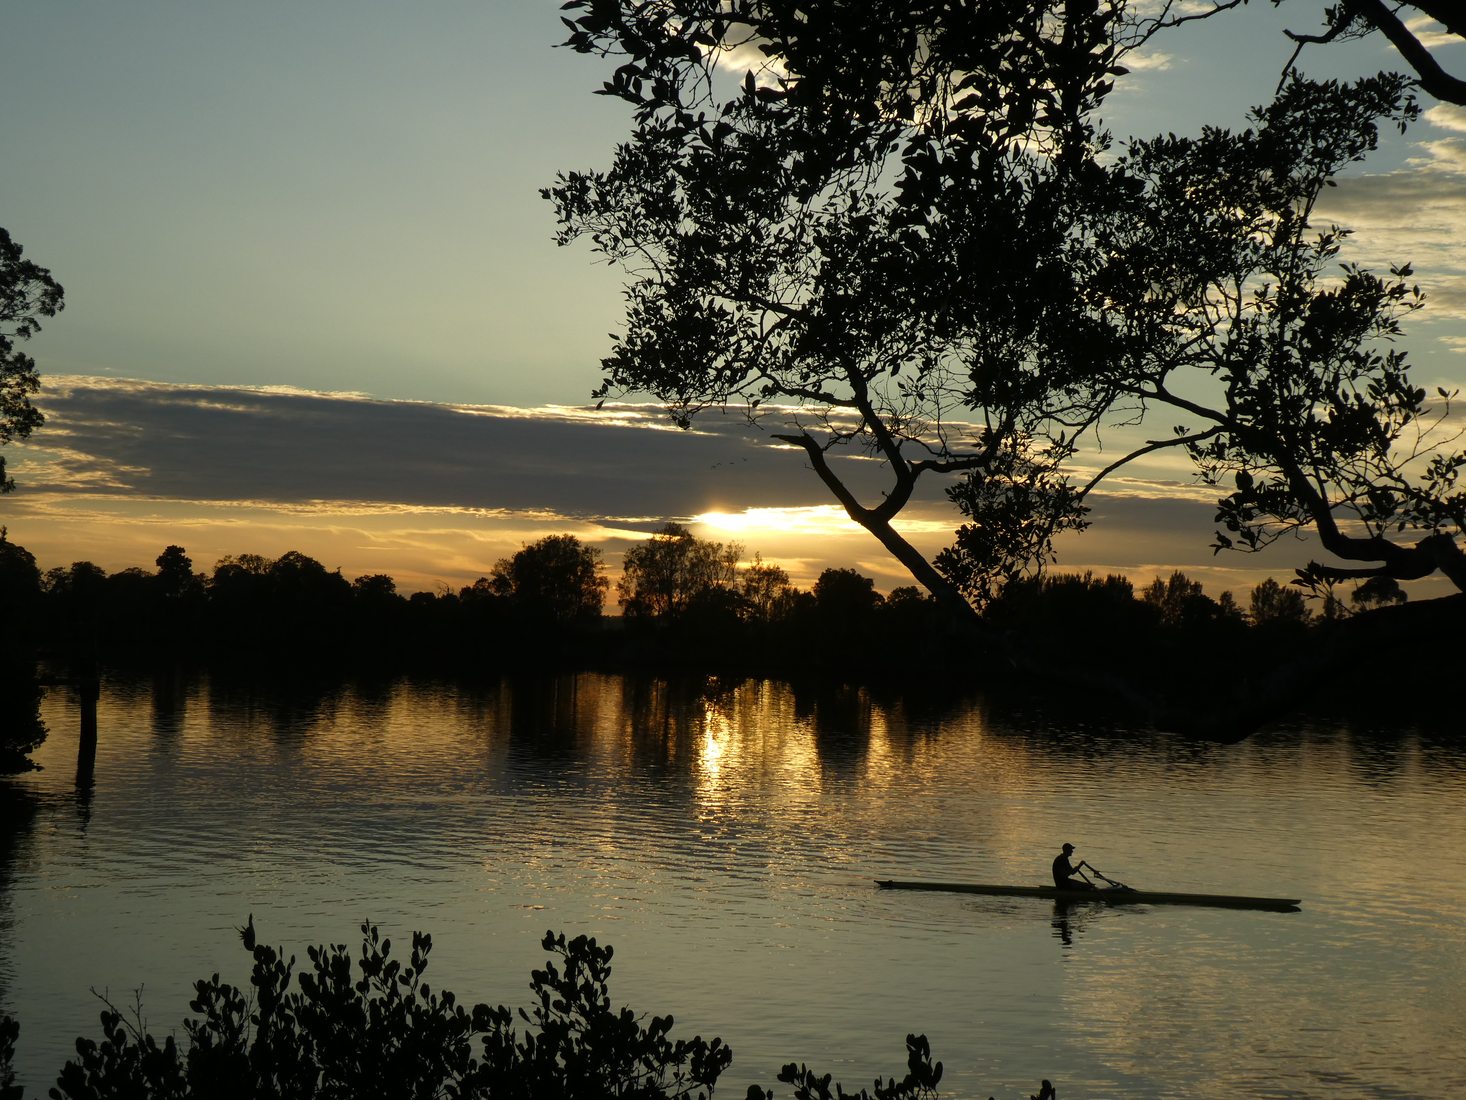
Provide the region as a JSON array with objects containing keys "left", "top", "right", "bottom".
[
  {"left": 695, "top": 697, "right": 739, "bottom": 822},
  {"left": 701, "top": 721, "right": 727, "bottom": 778}
]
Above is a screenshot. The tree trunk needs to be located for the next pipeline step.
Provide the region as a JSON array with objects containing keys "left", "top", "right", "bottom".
[{"left": 850, "top": 508, "right": 989, "bottom": 636}]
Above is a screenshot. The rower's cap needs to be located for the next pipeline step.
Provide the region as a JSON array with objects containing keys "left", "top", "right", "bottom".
[{"left": 1062, "top": 843, "right": 1075, "bottom": 852}]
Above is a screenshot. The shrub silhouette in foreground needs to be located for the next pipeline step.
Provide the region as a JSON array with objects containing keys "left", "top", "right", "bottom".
[{"left": 0, "top": 920, "right": 1051, "bottom": 1099}]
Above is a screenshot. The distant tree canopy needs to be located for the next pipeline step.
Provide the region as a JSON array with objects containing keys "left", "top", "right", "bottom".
[
  {"left": 491, "top": 534, "right": 609, "bottom": 625},
  {"left": 1351, "top": 574, "right": 1407, "bottom": 611},
  {"left": 617, "top": 522, "right": 741, "bottom": 620},
  {"left": 0, "top": 228, "right": 63, "bottom": 494},
  {"left": 8, "top": 520, "right": 1454, "bottom": 733},
  {"left": 1142, "top": 572, "right": 1212, "bottom": 630},
  {"left": 1249, "top": 576, "right": 1313, "bottom": 624},
  {"left": 738, "top": 553, "right": 796, "bottom": 623},
  {"left": 548, "top": 1, "right": 1464, "bottom": 621}
]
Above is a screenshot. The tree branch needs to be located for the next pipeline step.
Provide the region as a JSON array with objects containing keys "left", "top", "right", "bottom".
[
  {"left": 1347, "top": 0, "right": 1466, "bottom": 105},
  {"left": 1078, "top": 426, "right": 1226, "bottom": 499}
]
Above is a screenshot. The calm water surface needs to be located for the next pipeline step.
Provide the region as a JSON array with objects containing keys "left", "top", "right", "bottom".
[{"left": 2, "top": 671, "right": 1464, "bottom": 1098}]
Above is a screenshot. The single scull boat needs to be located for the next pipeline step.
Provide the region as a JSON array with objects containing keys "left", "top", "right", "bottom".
[{"left": 874, "top": 879, "right": 1301, "bottom": 912}]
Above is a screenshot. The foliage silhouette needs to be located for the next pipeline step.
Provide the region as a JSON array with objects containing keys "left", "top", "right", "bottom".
[
  {"left": 0, "top": 529, "right": 47, "bottom": 772},
  {"left": 1248, "top": 577, "right": 1311, "bottom": 625},
  {"left": 490, "top": 534, "right": 609, "bottom": 627},
  {"left": 1, "top": 1015, "right": 19, "bottom": 1100},
  {"left": 548, "top": 4, "right": 1465, "bottom": 617},
  {"left": 34, "top": 920, "right": 728, "bottom": 1100},
  {"left": 0, "top": 920, "right": 1056, "bottom": 1100},
  {"left": 618, "top": 523, "right": 741, "bottom": 623},
  {"left": 0, "top": 228, "right": 63, "bottom": 494},
  {"left": 936, "top": 74, "right": 1466, "bottom": 604},
  {"left": 546, "top": 0, "right": 1125, "bottom": 624}
]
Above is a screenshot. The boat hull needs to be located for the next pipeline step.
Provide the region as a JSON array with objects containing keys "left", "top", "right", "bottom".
[{"left": 874, "top": 879, "right": 1300, "bottom": 912}]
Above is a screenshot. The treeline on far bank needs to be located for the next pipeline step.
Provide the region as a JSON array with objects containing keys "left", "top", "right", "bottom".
[{"left": 2, "top": 522, "right": 1435, "bottom": 684}]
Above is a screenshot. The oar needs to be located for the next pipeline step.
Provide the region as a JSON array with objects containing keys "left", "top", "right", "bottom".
[{"left": 1088, "top": 866, "right": 1133, "bottom": 891}]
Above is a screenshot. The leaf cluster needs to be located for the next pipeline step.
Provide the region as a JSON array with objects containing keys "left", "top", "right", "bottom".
[
  {"left": 0, "top": 228, "right": 64, "bottom": 493},
  {"left": 45, "top": 920, "right": 731, "bottom": 1100},
  {"left": 747, "top": 1032, "right": 943, "bottom": 1100}
]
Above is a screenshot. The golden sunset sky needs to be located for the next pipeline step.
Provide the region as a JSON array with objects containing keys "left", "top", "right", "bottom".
[{"left": 4, "top": 3, "right": 1464, "bottom": 600}]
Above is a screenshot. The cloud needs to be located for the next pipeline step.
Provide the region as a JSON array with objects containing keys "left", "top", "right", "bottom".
[
  {"left": 6, "top": 376, "right": 1455, "bottom": 602},
  {"left": 1423, "top": 104, "right": 1466, "bottom": 135},
  {"left": 3, "top": 376, "right": 958, "bottom": 588},
  {"left": 1316, "top": 134, "right": 1466, "bottom": 322},
  {"left": 14, "top": 376, "right": 912, "bottom": 523},
  {"left": 1404, "top": 15, "right": 1459, "bottom": 51},
  {"left": 1120, "top": 49, "right": 1174, "bottom": 73}
]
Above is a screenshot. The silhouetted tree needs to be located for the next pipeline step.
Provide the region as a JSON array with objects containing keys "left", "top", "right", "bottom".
[
  {"left": 618, "top": 524, "right": 740, "bottom": 621},
  {"left": 199, "top": 551, "right": 352, "bottom": 655},
  {"left": 207, "top": 553, "right": 274, "bottom": 644},
  {"left": 268, "top": 551, "right": 352, "bottom": 648},
  {"left": 103, "top": 567, "right": 154, "bottom": 644},
  {"left": 0, "top": 530, "right": 46, "bottom": 773},
  {"left": 0, "top": 527, "right": 41, "bottom": 627},
  {"left": 1140, "top": 572, "right": 1223, "bottom": 630},
  {"left": 550, "top": 6, "right": 1459, "bottom": 624},
  {"left": 351, "top": 572, "right": 400, "bottom": 606},
  {"left": 1249, "top": 577, "right": 1312, "bottom": 624},
  {"left": 984, "top": 570, "right": 1156, "bottom": 671},
  {"left": 548, "top": 0, "right": 1125, "bottom": 624},
  {"left": 456, "top": 576, "right": 507, "bottom": 628},
  {"left": 155, "top": 545, "right": 202, "bottom": 602},
  {"left": 405, "top": 587, "right": 466, "bottom": 653},
  {"left": 1351, "top": 574, "right": 1407, "bottom": 611},
  {"left": 1, "top": 670, "right": 48, "bottom": 773},
  {"left": 811, "top": 567, "right": 882, "bottom": 642},
  {"left": 738, "top": 554, "right": 795, "bottom": 624},
  {"left": 1216, "top": 590, "right": 1246, "bottom": 622},
  {"left": 490, "top": 534, "right": 609, "bottom": 626},
  {"left": 1, "top": 228, "right": 63, "bottom": 493},
  {"left": 41, "top": 561, "right": 108, "bottom": 650},
  {"left": 1026, "top": 76, "right": 1466, "bottom": 601},
  {"left": 148, "top": 544, "right": 205, "bottom": 646},
  {"left": 346, "top": 573, "right": 407, "bottom": 653}
]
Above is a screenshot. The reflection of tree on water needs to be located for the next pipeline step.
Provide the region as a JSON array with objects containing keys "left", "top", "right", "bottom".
[
  {"left": 0, "top": 781, "right": 38, "bottom": 1013},
  {"left": 506, "top": 672, "right": 597, "bottom": 759},
  {"left": 0, "top": 664, "right": 46, "bottom": 777},
  {"left": 147, "top": 665, "right": 191, "bottom": 742},
  {"left": 203, "top": 670, "right": 348, "bottom": 748}
]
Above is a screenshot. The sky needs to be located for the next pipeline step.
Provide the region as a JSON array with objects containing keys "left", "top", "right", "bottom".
[{"left": 3, "top": 2, "right": 1464, "bottom": 600}]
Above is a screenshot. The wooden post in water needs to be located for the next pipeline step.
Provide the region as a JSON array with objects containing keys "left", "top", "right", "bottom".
[{"left": 75, "top": 657, "right": 99, "bottom": 789}]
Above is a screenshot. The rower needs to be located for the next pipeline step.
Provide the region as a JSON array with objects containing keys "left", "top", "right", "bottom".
[{"left": 1052, "top": 843, "right": 1097, "bottom": 890}]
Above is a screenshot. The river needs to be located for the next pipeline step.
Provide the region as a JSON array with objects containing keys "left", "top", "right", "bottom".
[{"left": 2, "top": 670, "right": 1463, "bottom": 1097}]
